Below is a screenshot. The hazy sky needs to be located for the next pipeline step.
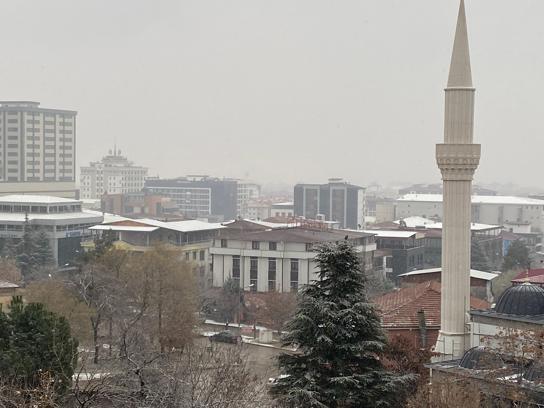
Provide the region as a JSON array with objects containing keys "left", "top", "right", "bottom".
[{"left": 1, "top": 1, "right": 543, "bottom": 189}]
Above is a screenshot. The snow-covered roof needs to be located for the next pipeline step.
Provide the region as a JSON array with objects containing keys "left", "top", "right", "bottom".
[
  {"left": 0, "top": 194, "right": 79, "bottom": 204},
  {"left": 394, "top": 216, "right": 436, "bottom": 228},
  {"left": 89, "top": 225, "right": 159, "bottom": 232},
  {"left": 427, "top": 222, "right": 500, "bottom": 231},
  {"left": 85, "top": 210, "right": 131, "bottom": 224},
  {"left": 362, "top": 230, "right": 422, "bottom": 239},
  {"left": 398, "top": 267, "right": 499, "bottom": 281},
  {"left": 0, "top": 280, "right": 20, "bottom": 289},
  {"left": 398, "top": 194, "right": 544, "bottom": 206},
  {"left": 0, "top": 210, "right": 103, "bottom": 223},
  {"left": 136, "top": 218, "right": 225, "bottom": 233}
]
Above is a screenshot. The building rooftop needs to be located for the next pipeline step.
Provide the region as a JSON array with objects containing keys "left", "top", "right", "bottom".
[
  {"left": 92, "top": 218, "right": 225, "bottom": 234},
  {"left": 0, "top": 195, "right": 79, "bottom": 205},
  {"left": 374, "top": 280, "right": 489, "bottom": 329},
  {"left": 219, "top": 226, "right": 374, "bottom": 245},
  {"left": 362, "top": 230, "right": 423, "bottom": 239},
  {"left": 0, "top": 280, "right": 20, "bottom": 289},
  {"left": 398, "top": 194, "right": 544, "bottom": 206},
  {"left": 398, "top": 267, "right": 499, "bottom": 282}
]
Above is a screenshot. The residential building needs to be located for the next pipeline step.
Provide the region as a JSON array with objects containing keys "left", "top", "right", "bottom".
[
  {"left": 101, "top": 192, "right": 178, "bottom": 218},
  {"left": 237, "top": 181, "right": 261, "bottom": 218},
  {"left": 373, "top": 281, "right": 488, "bottom": 349},
  {"left": 366, "top": 230, "right": 426, "bottom": 280},
  {"left": 396, "top": 194, "right": 544, "bottom": 232},
  {"left": 90, "top": 218, "right": 224, "bottom": 286},
  {"left": 80, "top": 148, "right": 148, "bottom": 199},
  {"left": 397, "top": 267, "right": 498, "bottom": 302},
  {"left": 246, "top": 201, "right": 272, "bottom": 221},
  {"left": 294, "top": 178, "right": 365, "bottom": 229},
  {"left": 270, "top": 202, "right": 294, "bottom": 219},
  {"left": 144, "top": 176, "right": 237, "bottom": 221},
  {"left": 0, "top": 101, "right": 77, "bottom": 198},
  {"left": 0, "top": 195, "right": 103, "bottom": 265},
  {"left": 210, "top": 222, "right": 376, "bottom": 293}
]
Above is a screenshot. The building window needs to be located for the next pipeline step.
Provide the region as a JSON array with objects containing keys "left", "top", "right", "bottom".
[
  {"left": 269, "top": 241, "right": 277, "bottom": 251},
  {"left": 268, "top": 258, "right": 276, "bottom": 291},
  {"left": 193, "top": 251, "right": 197, "bottom": 261},
  {"left": 252, "top": 241, "right": 260, "bottom": 250},
  {"left": 199, "top": 250, "right": 205, "bottom": 261},
  {"left": 232, "top": 256, "right": 240, "bottom": 283},
  {"left": 221, "top": 239, "right": 227, "bottom": 248},
  {"left": 250, "top": 257, "right": 258, "bottom": 291},
  {"left": 305, "top": 243, "right": 313, "bottom": 252},
  {"left": 290, "top": 259, "right": 299, "bottom": 292}
]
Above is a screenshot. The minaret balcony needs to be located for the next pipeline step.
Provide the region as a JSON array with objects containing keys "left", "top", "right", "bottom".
[{"left": 436, "top": 143, "right": 481, "bottom": 181}]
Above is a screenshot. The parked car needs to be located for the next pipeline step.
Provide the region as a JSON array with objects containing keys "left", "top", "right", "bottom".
[{"left": 209, "top": 331, "right": 241, "bottom": 344}]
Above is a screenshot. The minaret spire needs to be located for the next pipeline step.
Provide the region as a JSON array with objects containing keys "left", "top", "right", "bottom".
[
  {"left": 435, "top": 0, "right": 481, "bottom": 359},
  {"left": 447, "top": 0, "right": 472, "bottom": 88}
]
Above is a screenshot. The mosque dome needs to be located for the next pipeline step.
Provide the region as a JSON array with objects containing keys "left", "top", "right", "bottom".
[
  {"left": 495, "top": 283, "right": 544, "bottom": 316},
  {"left": 459, "top": 347, "right": 503, "bottom": 370}
]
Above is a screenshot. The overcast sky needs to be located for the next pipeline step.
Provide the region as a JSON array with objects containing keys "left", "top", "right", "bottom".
[{"left": 1, "top": 1, "right": 542, "bottom": 189}]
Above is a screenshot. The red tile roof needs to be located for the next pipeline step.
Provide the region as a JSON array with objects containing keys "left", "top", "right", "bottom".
[
  {"left": 513, "top": 269, "right": 544, "bottom": 280},
  {"left": 373, "top": 281, "right": 490, "bottom": 329}
]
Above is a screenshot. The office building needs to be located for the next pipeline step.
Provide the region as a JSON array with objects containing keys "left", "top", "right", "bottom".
[
  {"left": 294, "top": 178, "right": 365, "bottom": 229},
  {"left": 0, "top": 101, "right": 77, "bottom": 198},
  {"left": 80, "top": 148, "right": 148, "bottom": 199},
  {"left": 237, "top": 181, "right": 261, "bottom": 218},
  {"left": 144, "top": 176, "right": 238, "bottom": 221},
  {"left": 210, "top": 221, "right": 376, "bottom": 293},
  {"left": 0, "top": 195, "right": 103, "bottom": 265}
]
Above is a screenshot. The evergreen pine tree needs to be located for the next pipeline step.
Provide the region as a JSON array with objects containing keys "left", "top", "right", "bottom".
[
  {"left": 471, "top": 239, "right": 491, "bottom": 271},
  {"left": 16, "top": 214, "right": 38, "bottom": 277},
  {"left": 271, "top": 241, "right": 414, "bottom": 408},
  {"left": 0, "top": 297, "right": 78, "bottom": 395},
  {"left": 34, "top": 229, "right": 55, "bottom": 267},
  {"left": 503, "top": 240, "right": 531, "bottom": 272}
]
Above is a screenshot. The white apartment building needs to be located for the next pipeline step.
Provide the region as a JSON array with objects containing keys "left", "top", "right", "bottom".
[
  {"left": 397, "top": 194, "right": 544, "bottom": 232},
  {"left": 0, "top": 101, "right": 77, "bottom": 198},
  {"left": 237, "top": 181, "right": 261, "bottom": 218},
  {"left": 0, "top": 195, "right": 103, "bottom": 265},
  {"left": 210, "top": 224, "right": 376, "bottom": 293},
  {"left": 80, "top": 148, "right": 148, "bottom": 199}
]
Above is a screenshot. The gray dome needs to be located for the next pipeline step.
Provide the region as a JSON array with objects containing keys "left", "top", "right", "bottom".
[
  {"left": 459, "top": 347, "right": 503, "bottom": 370},
  {"left": 495, "top": 283, "right": 544, "bottom": 316}
]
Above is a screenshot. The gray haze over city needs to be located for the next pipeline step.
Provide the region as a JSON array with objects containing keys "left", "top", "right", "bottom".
[{"left": 1, "top": 0, "right": 541, "bottom": 190}]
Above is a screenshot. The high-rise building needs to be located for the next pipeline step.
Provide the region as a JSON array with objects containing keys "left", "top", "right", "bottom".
[
  {"left": 435, "top": 0, "right": 481, "bottom": 358},
  {"left": 144, "top": 176, "right": 238, "bottom": 221},
  {"left": 0, "top": 101, "right": 77, "bottom": 198},
  {"left": 80, "top": 148, "right": 148, "bottom": 199},
  {"left": 237, "top": 181, "right": 261, "bottom": 218},
  {"left": 294, "top": 178, "right": 365, "bottom": 229}
]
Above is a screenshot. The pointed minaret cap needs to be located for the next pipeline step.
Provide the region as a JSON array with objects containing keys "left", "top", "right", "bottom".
[{"left": 447, "top": 0, "right": 472, "bottom": 88}]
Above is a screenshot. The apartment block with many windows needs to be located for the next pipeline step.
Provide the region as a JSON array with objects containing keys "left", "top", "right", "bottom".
[{"left": 0, "top": 101, "right": 77, "bottom": 198}]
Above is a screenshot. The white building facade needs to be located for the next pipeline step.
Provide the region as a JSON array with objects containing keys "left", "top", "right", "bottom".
[
  {"left": 237, "top": 181, "right": 261, "bottom": 218},
  {"left": 0, "top": 195, "right": 103, "bottom": 265},
  {"left": 397, "top": 194, "right": 544, "bottom": 233},
  {"left": 80, "top": 148, "right": 148, "bottom": 199},
  {"left": 0, "top": 101, "right": 77, "bottom": 198},
  {"left": 210, "top": 227, "right": 376, "bottom": 293}
]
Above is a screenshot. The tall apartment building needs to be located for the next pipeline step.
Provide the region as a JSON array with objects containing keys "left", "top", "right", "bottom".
[
  {"left": 237, "top": 181, "right": 261, "bottom": 218},
  {"left": 0, "top": 101, "right": 77, "bottom": 198},
  {"left": 294, "top": 178, "right": 365, "bottom": 229},
  {"left": 144, "top": 176, "right": 238, "bottom": 221},
  {"left": 80, "top": 148, "right": 148, "bottom": 199}
]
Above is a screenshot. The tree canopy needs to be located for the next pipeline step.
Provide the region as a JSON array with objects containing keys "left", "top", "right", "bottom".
[{"left": 271, "top": 241, "right": 414, "bottom": 408}]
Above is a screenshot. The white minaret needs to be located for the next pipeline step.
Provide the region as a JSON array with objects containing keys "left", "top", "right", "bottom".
[{"left": 435, "top": 0, "right": 481, "bottom": 358}]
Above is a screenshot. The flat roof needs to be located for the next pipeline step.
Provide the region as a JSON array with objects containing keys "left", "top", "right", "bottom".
[
  {"left": 398, "top": 267, "right": 499, "bottom": 281},
  {"left": 90, "top": 225, "right": 159, "bottom": 233},
  {"left": 0, "top": 195, "right": 79, "bottom": 205},
  {"left": 362, "top": 230, "right": 421, "bottom": 239},
  {"left": 0, "top": 210, "right": 103, "bottom": 223},
  {"left": 115, "top": 218, "right": 225, "bottom": 233},
  {"left": 398, "top": 194, "right": 544, "bottom": 206},
  {"left": 220, "top": 227, "right": 374, "bottom": 244}
]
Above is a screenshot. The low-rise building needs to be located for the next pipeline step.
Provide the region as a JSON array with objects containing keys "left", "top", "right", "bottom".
[
  {"left": 210, "top": 223, "right": 376, "bottom": 293},
  {"left": 101, "top": 192, "right": 179, "bottom": 218},
  {"left": 270, "top": 202, "right": 294, "bottom": 219},
  {"left": 0, "top": 195, "right": 103, "bottom": 265},
  {"left": 397, "top": 194, "right": 544, "bottom": 233},
  {"left": 90, "top": 218, "right": 224, "bottom": 286}
]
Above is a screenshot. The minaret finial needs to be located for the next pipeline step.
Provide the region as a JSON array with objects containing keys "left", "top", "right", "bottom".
[{"left": 447, "top": 0, "right": 472, "bottom": 88}]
